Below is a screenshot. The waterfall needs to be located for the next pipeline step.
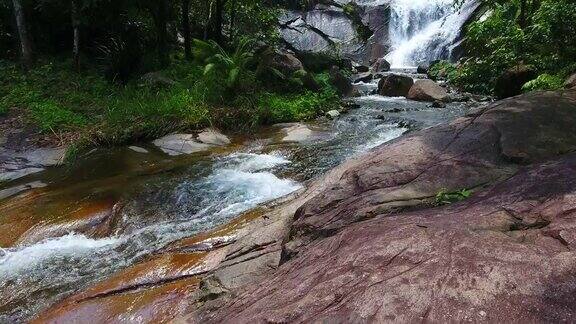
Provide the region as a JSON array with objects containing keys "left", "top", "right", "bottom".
[{"left": 385, "top": 0, "right": 479, "bottom": 68}]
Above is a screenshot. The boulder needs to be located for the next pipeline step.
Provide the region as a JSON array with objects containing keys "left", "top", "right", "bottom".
[
  {"left": 372, "top": 57, "right": 391, "bottom": 72},
  {"left": 565, "top": 73, "right": 576, "bottom": 89},
  {"left": 280, "top": 123, "right": 313, "bottom": 142},
  {"left": 416, "top": 64, "right": 429, "bottom": 74},
  {"left": 197, "top": 128, "right": 231, "bottom": 146},
  {"left": 494, "top": 64, "right": 537, "bottom": 99},
  {"left": 431, "top": 100, "right": 446, "bottom": 108},
  {"left": 407, "top": 79, "right": 450, "bottom": 102},
  {"left": 325, "top": 110, "right": 340, "bottom": 119},
  {"left": 378, "top": 74, "right": 414, "bottom": 97},
  {"left": 328, "top": 66, "right": 353, "bottom": 97},
  {"left": 354, "top": 64, "right": 369, "bottom": 73},
  {"left": 152, "top": 134, "right": 212, "bottom": 156},
  {"left": 353, "top": 72, "right": 373, "bottom": 83},
  {"left": 294, "top": 69, "right": 321, "bottom": 92},
  {"left": 191, "top": 90, "right": 576, "bottom": 324},
  {"left": 140, "top": 72, "right": 177, "bottom": 87},
  {"left": 269, "top": 51, "right": 304, "bottom": 76}
]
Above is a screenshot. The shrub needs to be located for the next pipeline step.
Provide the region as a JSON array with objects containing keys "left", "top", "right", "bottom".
[{"left": 521, "top": 74, "right": 564, "bottom": 92}]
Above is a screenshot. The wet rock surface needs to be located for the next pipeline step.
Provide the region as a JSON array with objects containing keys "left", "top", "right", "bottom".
[
  {"left": 178, "top": 90, "right": 576, "bottom": 322},
  {"left": 22, "top": 90, "right": 576, "bottom": 323}
]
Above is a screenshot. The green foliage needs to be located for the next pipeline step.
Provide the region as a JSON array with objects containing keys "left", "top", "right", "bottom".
[
  {"left": 455, "top": 0, "right": 576, "bottom": 94},
  {"left": 428, "top": 60, "right": 458, "bottom": 81},
  {"left": 29, "top": 100, "right": 87, "bottom": 132},
  {"left": 195, "top": 38, "right": 254, "bottom": 90},
  {"left": 435, "top": 189, "right": 473, "bottom": 206},
  {"left": 258, "top": 73, "right": 338, "bottom": 124},
  {"left": 521, "top": 74, "right": 564, "bottom": 92}
]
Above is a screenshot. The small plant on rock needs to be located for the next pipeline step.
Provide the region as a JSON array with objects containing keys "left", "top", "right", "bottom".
[{"left": 435, "top": 188, "right": 473, "bottom": 206}]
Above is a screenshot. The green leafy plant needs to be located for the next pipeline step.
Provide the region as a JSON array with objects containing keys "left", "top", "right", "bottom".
[
  {"left": 194, "top": 38, "right": 254, "bottom": 88},
  {"left": 522, "top": 74, "right": 564, "bottom": 92},
  {"left": 435, "top": 188, "right": 473, "bottom": 206}
]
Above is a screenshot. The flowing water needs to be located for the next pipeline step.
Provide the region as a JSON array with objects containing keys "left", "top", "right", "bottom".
[
  {"left": 0, "top": 80, "right": 477, "bottom": 321},
  {"left": 386, "top": 0, "right": 480, "bottom": 67}
]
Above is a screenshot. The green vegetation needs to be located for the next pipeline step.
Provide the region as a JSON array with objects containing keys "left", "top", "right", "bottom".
[
  {"left": 435, "top": 189, "right": 473, "bottom": 206},
  {"left": 443, "top": 0, "right": 576, "bottom": 94},
  {"left": 521, "top": 74, "right": 564, "bottom": 92},
  {"left": 1, "top": 0, "right": 342, "bottom": 153},
  {"left": 0, "top": 54, "right": 338, "bottom": 149}
]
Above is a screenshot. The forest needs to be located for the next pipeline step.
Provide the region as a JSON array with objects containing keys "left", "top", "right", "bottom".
[{"left": 1, "top": 0, "right": 575, "bottom": 152}]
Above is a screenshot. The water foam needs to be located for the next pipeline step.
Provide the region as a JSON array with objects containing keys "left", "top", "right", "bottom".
[
  {"left": 358, "top": 124, "right": 408, "bottom": 152},
  {"left": 386, "top": 0, "right": 479, "bottom": 67},
  {"left": 0, "top": 233, "right": 120, "bottom": 274}
]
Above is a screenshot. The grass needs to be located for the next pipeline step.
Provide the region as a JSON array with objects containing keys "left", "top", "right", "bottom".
[{"left": 0, "top": 58, "right": 339, "bottom": 153}]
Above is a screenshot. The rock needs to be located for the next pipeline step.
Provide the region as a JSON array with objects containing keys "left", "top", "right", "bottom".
[
  {"left": 384, "top": 107, "right": 402, "bottom": 113},
  {"left": 431, "top": 100, "right": 447, "bottom": 108},
  {"left": 417, "top": 64, "right": 429, "bottom": 74},
  {"left": 407, "top": 79, "right": 450, "bottom": 102},
  {"left": 328, "top": 66, "right": 353, "bottom": 97},
  {"left": 128, "top": 146, "right": 149, "bottom": 154},
  {"left": 279, "top": 8, "right": 365, "bottom": 63},
  {"left": 0, "top": 196, "right": 118, "bottom": 247},
  {"left": 0, "top": 146, "right": 67, "bottom": 182},
  {"left": 190, "top": 90, "right": 576, "bottom": 323},
  {"left": 0, "top": 181, "right": 46, "bottom": 201},
  {"left": 269, "top": 50, "right": 304, "bottom": 76},
  {"left": 200, "top": 154, "right": 576, "bottom": 323},
  {"left": 197, "top": 129, "right": 231, "bottom": 146},
  {"left": 353, "top": 72, "right": 373, "bottom": 84},
  {"left": 280, "top": 123, "right": 313, "bottom": 142},
  {"left": 372, "top": 57, "right": 391, "bottom": 72},
  {"left": 140, "top": 72, "right": 177, "bottom": 87},
  {"left": 325, "top": 110, "right": 340, "bottom": 119},
  {"left": 378, "top": 74, "right": 414, "bottom": 97},
  {"left": 495, "top": 64, "right": 537, "bottom": 99},
  {"left": 296, "top": 70, "right": 321, "bottom": 92},
  {"left": 565, "top": 73, "right": 576, "bottom": 89},
  {"left": 354, "top": 64, "right": 369, "bottom": 73},
  {"left": 152, "top": 134, "right": 212, "bottom": 156},
  {"left": 33, "top": 249, "right": 229, "bottom": 324}
]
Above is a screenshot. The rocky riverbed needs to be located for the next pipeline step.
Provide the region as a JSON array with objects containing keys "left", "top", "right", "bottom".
[{"left": 7, "top": 89, "right": 574, "bottom": 322}]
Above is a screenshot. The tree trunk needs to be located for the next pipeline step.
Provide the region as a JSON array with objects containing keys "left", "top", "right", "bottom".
[
  {"left": 11, "top": 0, "right": 33, "bottom": 68},
  {"left": 71, "top": 0, "right": 81, "bottom": 71},
  {"left": 229, "top": 0, "right": 236, "bottom": 42},
  {"left": 212, "top": 0, "right": 224, "bottom": 45},
  {"left": 151, "top": 0, "right": 170, "bottom": 67},
  {"left": 182, "top": 0, "right": 192, "bottom": 60},
  {"left": 518, "top": 0, "right": 527, "bottom": 29}
]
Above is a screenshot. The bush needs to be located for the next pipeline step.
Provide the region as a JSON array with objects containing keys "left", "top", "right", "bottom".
[{"left": 521, "top": 74, "right": 564, "bottom": 92}]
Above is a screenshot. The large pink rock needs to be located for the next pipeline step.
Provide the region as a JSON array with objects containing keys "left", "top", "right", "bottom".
[{"left": 189, "top": 91, "right": 576, "bottom": 323}]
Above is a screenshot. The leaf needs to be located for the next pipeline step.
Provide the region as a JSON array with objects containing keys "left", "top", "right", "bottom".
[{"left": 204, "top": 63, "right": 215, "bottom": 75}]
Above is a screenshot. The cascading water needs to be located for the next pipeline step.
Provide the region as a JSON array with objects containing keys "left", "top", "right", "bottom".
[{"left": 385, "top": 0, "right": 479, "bottom": 68}]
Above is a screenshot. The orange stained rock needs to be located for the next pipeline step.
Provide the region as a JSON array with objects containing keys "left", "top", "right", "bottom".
[
  {"left": 0, "top": 193, "right": 117, "bottom": 247},
  {"left": 33, "top": 249, "right": 227, "bottom": 324}
]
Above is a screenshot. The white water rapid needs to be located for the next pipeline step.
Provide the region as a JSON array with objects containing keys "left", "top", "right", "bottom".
[{"left": 385, "top": 0, "right": 479, "bottom": 68}]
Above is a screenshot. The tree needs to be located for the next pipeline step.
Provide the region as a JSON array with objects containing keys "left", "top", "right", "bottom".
[
  {"left": 182, "top": 0, "right": 192, "bottom": 60},
  {"left": 71, "top": 0, "right": 80, "bottom": 70},
  {"left": 11, "top": 0, "right": 33, "bottom": 68}
]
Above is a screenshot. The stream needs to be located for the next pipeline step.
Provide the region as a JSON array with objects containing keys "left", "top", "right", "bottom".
[{"left": 0, "top": 77, "right": 477, "bottom": 322}]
